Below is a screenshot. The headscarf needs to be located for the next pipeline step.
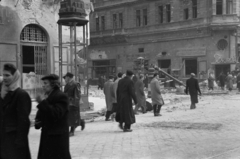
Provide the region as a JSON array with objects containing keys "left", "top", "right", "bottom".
[{"left": 1, "top": 70, "right": 21, "bottom": 99}]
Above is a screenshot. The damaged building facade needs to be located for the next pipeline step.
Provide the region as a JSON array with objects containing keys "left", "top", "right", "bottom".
[
  {"left": 88, "top": 0, "right": 240, "bottom": 82},
  {"left": 0, "top": 0, "right": 92, "bottom": 98}
]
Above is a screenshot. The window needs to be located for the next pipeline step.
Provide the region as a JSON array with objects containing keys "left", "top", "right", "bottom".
[
  {"left": 119, "top": 13, "right": 123, "bottom": 28},
  {"left": 101, "top": 16, "right": 105, "bottom": 30},
  {"left": 113, "top": 14, "right": 117, "bottom": 29},
  {"left": 158, "top": 59, "right": 171, "bottom": 78},
  {"left": 216, "top": 0, "right": 223, "bottom": 15},
  {"left": 136, "top": 10, "right": 141, "bottom": 27},
  {"left": 166, "top": 4, "right": 171, "bottom": 22},
  {"left": 226, "top": 0, "right": 233, "bottom": 14},
  {"left": 96, "top": 17, "right": 100, "bottom": 31},
  {"left": 158, "top": 6, "right": 164, "bottom": 23},
  {"left": 185, "top": 59, "right": 197, "bottom": 76},
  {"left": 143, "top": 9, "right": 148, "bottom": 26},
  {"left": 184, "top": 8, "right": 189, "bottom": 20},
  {"left": 192, "top": 0, "right": 197, "bottom": 18}
]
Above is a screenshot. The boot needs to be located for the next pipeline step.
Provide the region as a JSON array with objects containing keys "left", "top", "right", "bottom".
[
  {"left": 153, "top": 104, "right": 157, "bottom": 116},
  {"left": 156, "top": 105, "right": 162, "bottom": 116},
  {"left": 80, "top": 119, "right": 85, "bottom": 131}
]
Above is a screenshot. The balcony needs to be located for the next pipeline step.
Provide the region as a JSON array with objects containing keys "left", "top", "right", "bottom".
[{"left": 210, "top": 14, "right": 239, "bottom": 30}]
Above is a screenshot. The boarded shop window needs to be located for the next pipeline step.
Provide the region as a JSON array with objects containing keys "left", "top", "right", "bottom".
[
  {"left": 101, "top": 16, "right": 105, "bottom": 30},
  {"left": 143, "top": 9, "right": 148, "bottom": 26},
  {"left": 192, "top": 0, "right": 197, "bottom": 18},
  {"left": 184, "top": 8, "right": 189, "bottom": 20},
  {"left": 166, "top": 4, "right": 171, "bottom": 22},
  {"left": 96, "top": 17, "right": 100, "bottom": 31},
  {"left": 136, "top": 10, "right": 141, "bottom": 27},
  {"left": 113, "top": 14, "right": 117, "bottom": 29},
  {"left": 185, "top": 59, "right": 197, "bottom": 75},
  {"left": 216, "top": 0, "right": 223, "bottom": 15},
  {"left": 119, "top": 13, "right": 123, "bottom": 28},
  {"left": 158, "top": 6, "right": 164, "bottom": 23}
]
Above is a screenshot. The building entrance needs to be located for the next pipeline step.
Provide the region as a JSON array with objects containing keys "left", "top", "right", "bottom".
[
  {"left": 215, "top": 64, "right": 230, "bottom": 80},
  {"left": 20, "top": 24, "right": 48, "bottom": 98}
]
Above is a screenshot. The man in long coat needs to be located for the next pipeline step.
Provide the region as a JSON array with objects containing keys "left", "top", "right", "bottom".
[
  {"left": 64, "top": 72, "right": 85, "bottom": 137},
  {"left": 134, "top": 74, "right": 146, "bottom": 114},
  {"left": 150, "top": 73, "right": 164, "bottom": 116},
  {"left": 103, "top": 75, "right": 114, "bottom": 121},
  {"left": 117, "top": 70, "right": 137, "bottom": 132},
  {"left": 186, "top": 73, "right": 201, "bottom": 109},
  {"left": 237, "top": 72, "right": 240, "bottom": 92},
  {"left": 219, "top": 72, "right": 226, "bottom": 90},
  {"left": 112, "top": 73, "right": 123, "bottom": 113}
]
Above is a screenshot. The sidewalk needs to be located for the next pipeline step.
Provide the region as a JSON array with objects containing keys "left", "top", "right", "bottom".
[{"left": 29, "top": 93, "right": 240, "bottom": 159}]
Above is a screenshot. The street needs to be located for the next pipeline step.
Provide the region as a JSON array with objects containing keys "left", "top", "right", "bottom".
[{"left": 29, "top": 93, "right": 240, "bottom": 159}]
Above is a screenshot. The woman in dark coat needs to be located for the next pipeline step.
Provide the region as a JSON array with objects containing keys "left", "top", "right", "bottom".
[
  {"left": 117, "top": 70, "right": 137, "bottom": 132},
  {"left": 35, "top": 74, "right": 71, "bottom": 159},
  {"left": 0, "top": 63, "right": 31, "bottom": 159}
]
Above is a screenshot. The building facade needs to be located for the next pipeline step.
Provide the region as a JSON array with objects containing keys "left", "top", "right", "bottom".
[
  {"left": 89, "top": 0, "right": 240, "bottom": 82},
  {"left": 0, "top": 0, "right": 92, "bottom": 101}
]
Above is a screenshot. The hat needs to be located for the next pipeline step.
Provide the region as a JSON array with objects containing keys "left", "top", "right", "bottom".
[
  {"left": 63, "top": 72, "right": 74, "bottom": 79},
  {"left": 190, "top": 73, "right": 196, "bottom": 77},
  {"left": 41, "top": 74, "right": 59, "bottom": 81},
  {"left": 126, "top": 70, "right": 134, "bottom": 76}
]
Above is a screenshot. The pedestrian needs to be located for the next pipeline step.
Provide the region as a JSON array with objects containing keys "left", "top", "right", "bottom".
[
  {"left": 185, "top": 73, "right": 201, "bottom": 109},
  {"left": 63, "top": 72, "right": 85, "bottom": 137},
  {"left": 98, "top": 75, "right": 104, "bottom": 90},
  {"left": 237, "top": 72, "right": 240, "bottom": 92},
  {"left": 134, "top": 74, "right": 146, "bottom": 114},
  {"left": 103, "top": 75, "right": 114, "bottom": 121},
  {"left": 112, "top": 72, "right": 123, "bottom": 122},
  {"left": 219, "top": 72, "right": 225, "bottom": 90},
  {"left": 117, "top": 70, "right": 137, "bottom": 132},
  {"left": 150, "top": 73, "right": 165, "bottom": 116},
  {"left": 143, "top": 74, "right": 148, "bottom": 88},
  {"left": 35, "top": 74, "right": 71, "bottom": 159},
  {"left": 226, "top": 73, "right": 233, "bottom": 91},
  {"left": 208, "top": 73, "right": 214, "bottom": 91},
  {"left": 0, "top": 63, "right": 32, "bottom": 159}
]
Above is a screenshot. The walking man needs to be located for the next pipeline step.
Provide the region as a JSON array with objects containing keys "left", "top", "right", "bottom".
[
  {"left": 186, "top": 73, "right": 201, "bottom": 109},
  {"left": 103, "top": 75, "right": 114, "bottom": 121},
  {"left": 64, "top": 72, "right": 85, "bottom": 137},
  {"left": 117, "top": 70, "right": 137, "bottom": 132},
  {"left": 134, "top": 74, "right": 146, "bottom": 114},
  {"left": 150, "top": 73, "right": 164, "bottom": 116},
  {"left": 237, "top": 72, "right": 240, "bottom": 92},
  {"left": 112, "top": 72, "right": 123, "bottom": 122}
]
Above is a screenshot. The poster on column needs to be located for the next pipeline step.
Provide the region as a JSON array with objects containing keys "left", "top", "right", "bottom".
[{"left": 22, "top": 72, "right": 36, "bottom": 89}]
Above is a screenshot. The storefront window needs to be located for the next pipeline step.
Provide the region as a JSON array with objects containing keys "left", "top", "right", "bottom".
[{"left": 92, "top": 59, "right": 116, "bottom": 79}]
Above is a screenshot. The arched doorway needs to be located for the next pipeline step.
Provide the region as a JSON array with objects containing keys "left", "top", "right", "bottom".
[{"left": 20, "top": 24, "right": 48, "bottom": 97}]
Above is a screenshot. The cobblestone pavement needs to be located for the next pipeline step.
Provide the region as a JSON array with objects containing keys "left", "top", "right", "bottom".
[{"left": 29, "top": 93, "right": 240, "bottom": 159}]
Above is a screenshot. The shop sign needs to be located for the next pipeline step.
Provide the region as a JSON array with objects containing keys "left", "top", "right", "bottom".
[
  {"left": 176, "top": 48, "right": 206, "bottom": 57},
  {"left": 89, "top": 50, "right": 108, "bottom": 60}
]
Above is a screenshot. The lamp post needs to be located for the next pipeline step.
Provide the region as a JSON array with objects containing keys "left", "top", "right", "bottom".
[{"left": 57, "top": 0, "right": 89, "bottom": 110}]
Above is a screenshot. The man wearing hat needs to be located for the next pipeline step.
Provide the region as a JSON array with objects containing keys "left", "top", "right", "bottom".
[
  {"left": 63, "top": 72, "right": 85, "bottom": 137},
  {"left": 185, "top": 73, "right": 201, "bottom": 109},
  {"left": 117, "top": 70, "right": 137, "bottom": 132}
]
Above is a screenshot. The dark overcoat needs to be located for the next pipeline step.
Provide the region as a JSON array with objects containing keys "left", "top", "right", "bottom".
[
  {"left": 237, "top": 74, "right": 240, "bottom": 89},
  {"left": 117, "top": 76, "right": 137, "bottom": 125},
  {"left": 186, "top": 77, "right": 201, "bottom": 104},
  {"left": 64, "top": 80, "right": 81, "bottom": 127},
  {"left": 0, "top": 87, "right": 31, "bottom": 159},
  {"left": 219, "top": 74, "right": 226, "bottom": 87},
  {"left": 35, "top": 88, "right": 71, "bottom": 159},
  {"left": 134, "top": 79, "right": 146, "bottom": 108}
]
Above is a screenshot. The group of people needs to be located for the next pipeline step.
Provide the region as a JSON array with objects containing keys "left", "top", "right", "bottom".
[
  {"left": 103, "top": 70, "right": 166, "bottom": 132},
  {"left": 210, "top": 72, "right": 240, "bottom": 91},
  {"left": 0, "top": 63, "right": 85, "bottom": 159}
]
